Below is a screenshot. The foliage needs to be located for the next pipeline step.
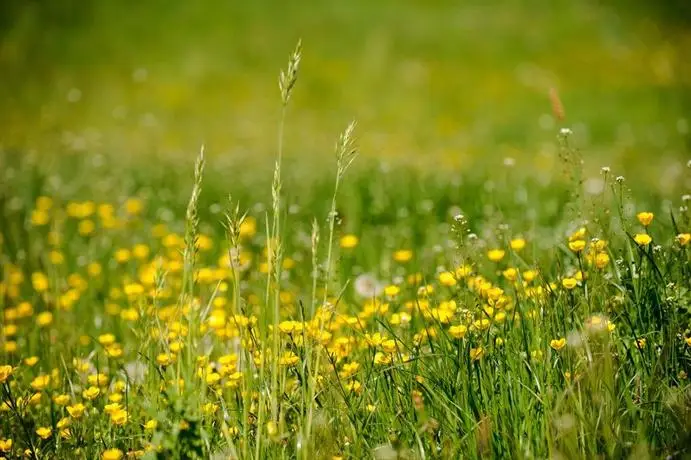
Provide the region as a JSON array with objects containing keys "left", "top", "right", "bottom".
[{"left": 1, "top": 42, "right": 691, "bottom": 460}]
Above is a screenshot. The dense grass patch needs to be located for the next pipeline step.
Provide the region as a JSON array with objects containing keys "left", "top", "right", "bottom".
[{"left": 1, "top": 41, "right": 691, "bottom": 459}]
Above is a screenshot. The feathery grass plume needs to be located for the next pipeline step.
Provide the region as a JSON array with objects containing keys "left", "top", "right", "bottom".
[
  {"left": 304, "top": 121, "right": 358, "bottom": 455},
  {"left": 258, "top": 39, "right": 302, "bottom": 454},
  {"left": 223, "top": 196, "right": 253, "bottom": 453},
  {"left": 181, "top": 145, "right": 205, "bottom": 390},
  {"left": 335, "top": 121, "right": 358, "bottom": 180},
  {"left": 183, "top": 145, "right": 206, "bottom": 295},
  {"left": 324, "top": 121, "right": 358, "bottom": 312},
  {"left": 224, "top": 195, "right": 247, "bottom": 316},
  {"left": 279, "top": 39, "right": 302, "bottom": 107}
]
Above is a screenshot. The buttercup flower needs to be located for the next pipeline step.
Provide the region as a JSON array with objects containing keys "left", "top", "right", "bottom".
[
  {"left": 36, "top": 427, "right": 52, "bottom": 440},
  {"left": 636, "top": 212, "right": 653, "bottom": 227},
  {"left": 469, "top": 347, "right": 484, "bottom": 361},
  {"left": 550, "top": 338, "right": 567, "bottom": 351},
  {"left": 634, "top": 234, "right": 652, "bottom": 246},
  {"left": 102, "top": 448, "right": 124, "bottom": 460},
  {"left": 30, "top": 375, "right": 51, "bottom": 391},
  {"left": 487, "top": 249, "right": 505, "bottom": 262},
  {"left": 340, "top": 234, "right": 359, "bottom": 249},
  {"left": 83, "top": 386, "right": 100, "bottom": 400},
  {"left": 0, "top": 365, "right": 13, "bottom": 383},
  {"left": 438, "top": 271, "right": 456, "bottom": 287},
  {"left": 0, "top": 438, "right": 12, "bottom": 452},
  {"left": 448, "top": 325, "right": 467, "bottom": 339},
  {"left": 568, "top": 240, "right": 586, "bottom": 253},
  {"left": 67, "top": 403, "right": 86, "bottom": 419},
  {"left": 393, "top": 249, "right": 413, "bottom": 262},
  {"left": 562, "top": 278, "right": 578, "bottom": 290},
  {"left": 510, "top": 238, "right": 526, "bottom": 251}
]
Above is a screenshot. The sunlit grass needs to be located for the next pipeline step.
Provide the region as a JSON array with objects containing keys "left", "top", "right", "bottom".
[{"left": 1, "top": 38, "right": 691, "bottom": 460}]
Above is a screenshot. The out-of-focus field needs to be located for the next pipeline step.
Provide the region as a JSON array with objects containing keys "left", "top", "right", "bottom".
[{"left": 0, "top": 0, "right": 689, "bottom": 183}]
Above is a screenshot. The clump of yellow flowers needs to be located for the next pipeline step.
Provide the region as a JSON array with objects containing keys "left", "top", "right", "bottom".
[{"left": 0, "top": 152, "right": 689, "bottom": 460}]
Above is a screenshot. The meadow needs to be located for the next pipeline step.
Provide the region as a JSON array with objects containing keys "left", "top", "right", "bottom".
[{"left": 2, "top": 1, "right": 691, "bottom": 459}]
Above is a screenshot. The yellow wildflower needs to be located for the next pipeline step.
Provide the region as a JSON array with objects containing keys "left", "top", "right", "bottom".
[
  {"left": 502, "top": 267, "right": 518, "bottom": 282},
  {"left": 83, "top": 386, "right": 100, "bottom": 400},
  {"left": 78, "top": 220, "right": 95, "bottom": 236},
  {"left": 633, "top": 234, "right": 652, "bottom": 246},
  {"left": 561, "top": 278, "right": 578, "bottom": 290},
  {"left": 384, "top": 285, "right": 400, "bottom": 297},
  {"left": 98, "top": 334, "right": 116, "bottom": 346},
  {"left": 32, "top": 272, "right": 49, "bottom": 292},
  {"left": 636, "top": 212, "right": 654, "bottom": 227},
  {"left": 455, "top": 265, "right": 473, "bottom": 278},
  {"left": 448, "top": 325, "right": 467, "bottom": 339},
  {"left": 438, "top": 271, "right": 456, "bottom": 287},
  {"left": 0, "top": 365, "right": 13, "bottom": 383},
  {"left": 594, "top": 252, "right": 610, "bottom": 269},
  {"left": 522, "top": 269, "right": 537, "bottom": 282},
  {"left": 266, "top": 421, "right": 278, "bottom": 436},
  {"left": 469, "top": 347, "right": 484, "bottom": 361},
  {"left": 279, "top": 351, "right": 299, "bottom": 367},
  {"left": 36, "top": 427, "right": 52, "bottom": 440},
  {"left": 102, "top": 448, "right": 124, "bottom": 460},
  {"left": 110, "top": 409, "right": 128, "bottom": 425},
  {"left": 393, "top": 249, "right": 413, "bottom": 262},
  {"left": 36, "top": 311, "right": 53, "bottom": 327},
  {"left": 340, "top": 234, "right": 359, "bottom": 249},
  {"left": 487, "top": 249, "right": 505, "bottom": 262},
  {"left": 569, "top": 227, "right": 586, "bottom": 241},
  {"left": 125, "top": 198, "right": 144, "bottom": 215},
  {"left": 550, "top": 338, "right": 567, "bottom": 351},
  {"left": 30, "top": 375, "right": 51, "bottom": 391},
  {"left": 0, "top": 438, "right": 13, "bottom": 452},
  {"left": 373, "top": 352, "right": 392, "bottom": 365},
  {"left": 88, "top": 262, "right": 102, "bottom": 277},
  {"left": 568, "top": 240, "right": 586, "bottom": 253},
  {"left": 67, "top": 403, "right": 86, "bottom": 419},
  {"left": 156, "top": 353, "right": 173, "bottom": 366},
  {"left": 239, "top": 216, "right": 257, "bottom": 238},
  {"left": 510, "top": 238, "right": 526, "bottom": 251},
  {"left": 53, "top": 394, "right": 70, "bottom": 406}
]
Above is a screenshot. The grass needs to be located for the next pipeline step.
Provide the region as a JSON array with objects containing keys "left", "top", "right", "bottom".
[
  {"left": 1, "top": 37, "right": 691, "bottom": 459},
  {"left": 1, "top": 2, "right": 691, "bottom": 458}
]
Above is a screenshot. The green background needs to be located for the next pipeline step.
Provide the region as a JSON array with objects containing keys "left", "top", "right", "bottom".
[{"left": 1, "top": 0, "right": 689, "bottom": 185}]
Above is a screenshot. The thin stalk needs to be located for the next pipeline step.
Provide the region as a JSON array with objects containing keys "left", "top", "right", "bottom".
[{"left": 305, "top": 122, "right": 357, "bottom": 456}]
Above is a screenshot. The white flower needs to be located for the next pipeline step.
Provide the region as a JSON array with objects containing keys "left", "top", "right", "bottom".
[{"left": 354, "top": 273, "right": 384, "bottom": 298}]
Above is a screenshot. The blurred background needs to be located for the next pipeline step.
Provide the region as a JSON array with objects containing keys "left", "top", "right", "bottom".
[{"left": 0, "top": 0, "right": 689, "bottom": 187}]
